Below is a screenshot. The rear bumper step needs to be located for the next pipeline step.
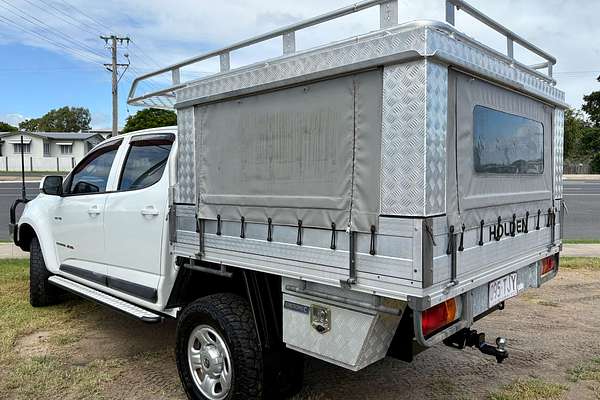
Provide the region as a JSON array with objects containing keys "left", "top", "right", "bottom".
[{"left": 48, "top": 276, "right": 162, "bottom": 323}]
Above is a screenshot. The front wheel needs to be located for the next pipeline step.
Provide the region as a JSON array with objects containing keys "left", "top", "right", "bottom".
[
  {"left": 176, "top": 293, "right": 263, "bottom": 400},
  {"left": 29, "top": 237, "right": 61, "bottom": 307}
]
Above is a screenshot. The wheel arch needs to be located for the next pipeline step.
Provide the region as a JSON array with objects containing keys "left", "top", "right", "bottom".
[
  {"left": 167, "top": 258, "right": 284, "bottom": 351},
  {"left": 17, "top": 222, "right": 36, "bottom": 251},
  {"left": 17, "top": 214, "right": 60, "bottom": 273}
]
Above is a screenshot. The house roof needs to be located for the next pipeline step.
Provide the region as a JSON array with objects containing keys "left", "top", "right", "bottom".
[{"left": 0, "top": 131, "right": 104, "bottom": 141}]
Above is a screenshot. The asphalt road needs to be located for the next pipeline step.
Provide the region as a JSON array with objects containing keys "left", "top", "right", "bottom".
[
  {"left": 563, "top": 179, "right": 600, "bottom": 240},
  {"left": 0, "top": 181, "right": 39, "bottom": 241},
  {"left": 0, "top": 179, "right": 597, "bottom": 241}
]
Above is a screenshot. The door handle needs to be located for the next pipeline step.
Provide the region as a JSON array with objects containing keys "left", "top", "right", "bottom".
[
  {"left": 141, "top": 206, "right": 159, "bottom": 216},
  {"left": 87, "top": 205, "right": 101, "bottom": 216}
]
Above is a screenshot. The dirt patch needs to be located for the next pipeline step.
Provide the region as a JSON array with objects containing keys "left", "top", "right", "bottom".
[
  {"left": 14, "top": 330, "right": 51, "bottom": 358},
  {"left": 65, "top": 307, "right": 177, "bottom": 366},
  {"left": 101, "top": 351, "right": 184, "bottom": 400}
]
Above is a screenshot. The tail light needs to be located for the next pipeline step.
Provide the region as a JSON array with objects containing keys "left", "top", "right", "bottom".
[
  {"left": 541, "top": 255, "right": 557, "bottom": 276},
  {"left": 422, "top": 298, "right": 458, "bottom": 337}
]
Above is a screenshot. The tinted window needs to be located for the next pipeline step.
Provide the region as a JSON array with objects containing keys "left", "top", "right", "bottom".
[
  {"left": 473, "top": 106, "right": 544, "bottom": 174},
  {"left": 68, "top": 147, "right": 118, "bottom": 194},
  {"left": 119, "top": 142, "right": 172, "bottom": 191}
]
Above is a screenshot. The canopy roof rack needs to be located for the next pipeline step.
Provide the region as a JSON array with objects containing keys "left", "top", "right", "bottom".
[{"left": 127, "top": 0, "right": 557, "bottom": 109}]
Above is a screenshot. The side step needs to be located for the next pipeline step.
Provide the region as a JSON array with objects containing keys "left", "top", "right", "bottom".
[{"left": 48, "top": 275, "right": 162, "bottom": 323}]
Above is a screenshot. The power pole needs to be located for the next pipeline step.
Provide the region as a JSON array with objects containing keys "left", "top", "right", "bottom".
[{"left": 100, "top": 35, "right": 130, "bottom": 137}]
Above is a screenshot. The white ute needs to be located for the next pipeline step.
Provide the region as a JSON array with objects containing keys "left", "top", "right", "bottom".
[{"left": 10, "top": 1, "right": 566, "bottom": 399}]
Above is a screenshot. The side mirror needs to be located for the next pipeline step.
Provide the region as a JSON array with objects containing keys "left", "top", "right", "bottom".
[{"left": 40, "top": 176, "right": 63, "bottom": 196}]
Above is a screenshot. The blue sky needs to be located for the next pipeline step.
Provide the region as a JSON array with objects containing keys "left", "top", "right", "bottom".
[
  {"left": 0, "top": 43, "right": 117, "bottom": 127},
  {"left": 1, "top": 0, "right": 599, "bottom": 129}
]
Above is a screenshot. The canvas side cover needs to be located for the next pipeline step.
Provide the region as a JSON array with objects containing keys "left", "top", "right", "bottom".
[
  {"left": 447, "top": 70, "right": 554, "bottom": 227},
  {"left": 194, "top": 70, "right": 382, "bottom": 233}
]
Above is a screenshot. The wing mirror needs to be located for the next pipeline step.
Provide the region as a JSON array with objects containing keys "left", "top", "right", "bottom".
[{"left": 40, "top": 175, "right": 63, "bottom": 196}]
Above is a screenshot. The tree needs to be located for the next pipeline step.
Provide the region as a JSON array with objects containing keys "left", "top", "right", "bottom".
[
  {"left": 123, "top": 109, "right": 177, "bottom": 133},
  {"left": 18, "top": 118, "right": 41, "bottom": 131},
  {"left": 40, "top": 106, "right": 91, "bottom": 132},
  {"left": 564, "top": 109, "right": 589, "bottom": 160},
  {"left": 591, "top": 153, "right": 600, "bottom": 174},
  {"left": 19, "top": 107, "right": 91, "bottom": 132},
  {"left": 0, "top": 121, "right": 17, "bottom": 132},
  {"left": 582, "top": 91, "right": 600, "bottom": 127},
  {"left": 580, "top": 126, "right": 600, "bottom": 156}
]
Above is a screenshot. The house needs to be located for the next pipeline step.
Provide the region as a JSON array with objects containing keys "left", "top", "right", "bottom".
[
  {"left": 85, "top": 128, "right": 121, "bottom": 139},
  {"left": 0, "top": 131, "right": 105, "bottom": 172}
]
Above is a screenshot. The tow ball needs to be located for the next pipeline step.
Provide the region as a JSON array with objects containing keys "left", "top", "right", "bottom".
[{"left": 443, "top": 328, "right": 509, "bottom": 363}]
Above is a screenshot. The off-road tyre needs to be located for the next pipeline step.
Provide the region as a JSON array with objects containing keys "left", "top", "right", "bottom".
[
  {"left": 176, "top": 293, "right": 263, "bottom": 400},
  {"left": 29, "top": 236, "right": 61, "bottom": 307}
]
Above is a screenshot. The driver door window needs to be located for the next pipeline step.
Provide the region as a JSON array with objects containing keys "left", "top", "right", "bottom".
[{"left": 66, "top": 142, "right": 121, "bottom": 194}]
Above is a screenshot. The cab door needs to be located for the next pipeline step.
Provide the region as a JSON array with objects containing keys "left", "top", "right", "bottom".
[
  {"left": 52, "top": 139, "right": 123, "bottom": 281},
  {"left": 103, "top": 133, "right": 174, "bottom": 302}
]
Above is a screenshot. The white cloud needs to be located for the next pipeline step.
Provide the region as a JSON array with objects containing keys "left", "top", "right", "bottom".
[
  {"left": 1, "top": 0, "right": 598, "bottom": 107},
  {"left": 90, "top": 111, "right": 110, "bottom": 129},
  {"left": 0, "top": 113, "right": 27, "bottom": 127}
]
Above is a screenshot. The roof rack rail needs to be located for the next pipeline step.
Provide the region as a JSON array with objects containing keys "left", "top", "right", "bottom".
[
  {"left": 128, "top": 0, "right": 556, "bottom": 109},
  {"left": 445, "top": 0, "right": 556, "bottom": 77}
]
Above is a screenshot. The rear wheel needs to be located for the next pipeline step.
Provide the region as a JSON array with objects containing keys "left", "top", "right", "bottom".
[
  {"left": 29, "top": 237, "right": 61, "bottom": 307},
  {"left": 176, "top": 293, "right": 263, "bottom": 400}
]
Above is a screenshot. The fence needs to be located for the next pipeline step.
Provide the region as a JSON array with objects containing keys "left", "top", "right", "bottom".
[
  {"left": 1, "top": 156, "right": 78, "bottom": 172},
  {"left": 564, "top": 162, "right": 592, "bottom": 175}
]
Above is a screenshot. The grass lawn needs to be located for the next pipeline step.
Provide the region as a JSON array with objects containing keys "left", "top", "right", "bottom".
[
  {"left": 0, "top": 259, "right": 125, "bottom": 399},
  {"left": 561, "top": 257, "right": 600, "bottom": 270},
  {"left": 488, "top": 378, "right": 568, "bottom": 400},
  {"left": 563, "top": 239, "right": 600, "bottom": 244}
]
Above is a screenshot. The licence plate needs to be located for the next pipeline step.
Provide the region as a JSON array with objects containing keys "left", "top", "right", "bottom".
[{"left": 488, "top": 273, "right": 518, "bottom": 307}]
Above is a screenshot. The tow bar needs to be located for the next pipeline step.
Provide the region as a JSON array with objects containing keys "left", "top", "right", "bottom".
[{"left": 443, "top": 328, "right": 509, "bottom": 363}]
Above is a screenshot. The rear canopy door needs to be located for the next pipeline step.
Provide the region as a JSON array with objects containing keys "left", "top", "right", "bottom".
[{"left": 449, "top": 71, "right": 554, "bottom": 228}]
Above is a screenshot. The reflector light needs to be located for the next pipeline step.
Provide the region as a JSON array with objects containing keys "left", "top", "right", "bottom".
[
  {"left": 422, "top": 298, "right": 457, "bottom": 336},
  {"left": 541, "top": 255, "right": 557, "bottom": 275}
]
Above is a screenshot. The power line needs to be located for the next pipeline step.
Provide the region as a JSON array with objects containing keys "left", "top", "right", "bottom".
[
  {"left": 0, "top": 0, "right": 102, "bottom": 57},
  {"left": 56, "top": 0, "right": 115, "bottom": 33},
  {"left": 0, "top": 0, "right": 106, "bottom": 60},
  {"left": 33, "top": 0, "right": 101, "bottom": 37},
  {"left": 0, "top": 14, "right": 103, "bottom": 65},
  {"left": 127, "top": 65, "right": 165, "bottom": 92},
  {"left": 112, "top": 37, "right": 160, "bottom": 73},
  {"left": 0, "top": 4, "right": 165, "bottom": 99},
  {"left": 54, "top": 0, "right": 164, "bottom": 71},
  {"left": 1, "top": 0, "right": 163, "bottom": 84},
  {"left": 24, "top": 0, "right": 162, "bottom": 74},
  {"left": 0, "top": 66, "right": 99, "bottom": 71},
  {"left": 129, "top": 39, "right": 162, "bottom": 68}
]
